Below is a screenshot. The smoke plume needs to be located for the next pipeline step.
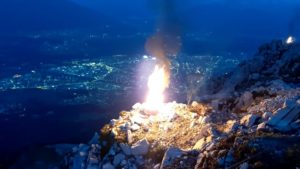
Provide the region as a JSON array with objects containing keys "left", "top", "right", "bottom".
[{"left": 145, "top": 0, "right": 182, "bottom": 88}]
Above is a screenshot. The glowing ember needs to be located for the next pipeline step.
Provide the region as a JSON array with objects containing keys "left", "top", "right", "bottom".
[
  {"left": 144, "top": 65, "right": 167, "bottom": 113},
  {"left": 286, "top": 36, "right": 295, "bottom": 44}
]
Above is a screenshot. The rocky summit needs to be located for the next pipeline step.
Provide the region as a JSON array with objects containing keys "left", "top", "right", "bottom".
[{"left": 61, "top": 40, "right": 300, "bottom": 169}]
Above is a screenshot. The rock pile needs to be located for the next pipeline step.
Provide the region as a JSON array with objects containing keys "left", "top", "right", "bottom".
[
  {"left": 62, "top": 40, "right": 300, "bottom": 169},
  {"left": 62, "top": 95, "right": 300, "bottom": 169}
]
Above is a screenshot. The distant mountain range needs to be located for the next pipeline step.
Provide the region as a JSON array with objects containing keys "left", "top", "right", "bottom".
[{"left": 0, "top": 0, "right": 119, "bottom": 34}]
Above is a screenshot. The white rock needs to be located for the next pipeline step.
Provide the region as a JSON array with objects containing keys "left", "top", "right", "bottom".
[
  {"left": 189, "top": 121, "right": 195, "bottom": 128},
  {"left": 240, "top": 114, "right": 259, "bottom": 127},
  {"left": 119, "top": 143, "right": 132, "bottom": 155},
  {"left": 110, "top": 119, "right": 118, "bottom": 126},
  {"left": 113, "top": 153, "right": 126, "bottom": 166},
  {"left": 132, "top": 103, "right": 142, "bottom": 110},
  {"left": 79, "top": 151, "right": 88, "bottom": 157},
  {"left": 120, "top": 143, "right": 132, "bottom": 155},
  {"left": 193, "top": 137, "right": 212, "bottom": 150},
  {"left": 267, "top": 99, "right": 300, "bottom": 132},
  {"left": 201, "top": 116, "right": 211, "bottom": 124},
  {"left": 134, "top": 155, "right": 145, "bottom": 165},
  {"left": 191, "top": 113, "right": 198, "bottom": 119},
  {"left": 131, "top": 124, "right": 140, "bottom": 131},
  {"left": 130, "top": 115, "right": 145, "bottom": 125},
  {"left": 102, "top": 163, "right": 115, "bottom": 169},
  {"left": 160, "top": 147, "right": 183, "bottom": 169},
  {"left": 126, "top": 130, "right": 133, "bottom": 144},
  {"left": 72, "top": 146, "right": 79, "bottom": 153},
  {"left": 224, "top": 120, "right": 239, "bottom": 133},
  {"left": 191, "top": 101, "right": 199, "bottom": 107},
  {"left": 111, "top": 128, "right": 118, "bottom": 137},
  {"left": 108, "top": 146, "right": 116, "bottom": 156},
  {"left": 131, "top": 139, "right": 150, "bottom": 155},
  {"left": 236, "top": 91, "right": 253, "bottom": 111},
  {"left": 211, "top": 99, "right": 220, "bottom": 110},
  {"left": 88, "top": 157, "right": 99, "bottom": 165},
  {"left": 262, "top": 112, "right": 273, "bottom": 120},
  {"left": 78, "top": 144, "right": 89, "bottom": 157},
  {"left": 257, "top": 122, "right": 267, "bottom": 131},
  {"left": 120, "top": 159, "right": 127, "bottom": 166},
  {"left": 239, "top": 162, "right": 249, "bottom": 169},
  {"left": 153, "top": 163, "right": 160, "bottom": 169},
  {"left": 72, "top": 155, "right": 86, "bottom": 169}
]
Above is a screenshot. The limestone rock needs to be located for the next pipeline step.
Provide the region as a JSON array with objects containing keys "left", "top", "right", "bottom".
[
  {"left": 119, "top": 143, "right": 132, "bottom": 155},
  {"left": 224, "top": 120, "right": 239, "bottom": 133},
  {"left": 193, "top": 137, "right": 212, "bottom": 150},
  {"left": 126, "top": 129, "right": 133, "bottom": 144},
  {"left": 240, "top": 114, "right": 260, "bottom": 127},
  {"left": 236, "top": 91, "right": 253, "bottom": 111},
  {"left": 267, "top": 99, "right": 300, "bottom": 132},
  {"left": 262, "top": 112, "right": 273, "bottom": 121},
  {"left": 102, "top": 163, "right": 115, "bottom": 169},
  {"left": 131, "top": 139, "right": 150, "bottom": 155},
  {"left": 257, "top": 122, "right": 267, "bottom": 131},
  {"left": 113, "top": 153, "right": 126, "bottom": 166},
  {"left": 160, "top": 147, "right": 183, "bottom": 169},
  {"left": 240, "top": 162, "right": 249, "bottom": 169},
  {"left": 131, "top": 124, "right": 140, "bottom": 131}
]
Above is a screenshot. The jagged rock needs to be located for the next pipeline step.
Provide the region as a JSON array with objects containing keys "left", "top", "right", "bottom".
[
  {"left": 235, "top": 91, "right": 253, "bottom": 111},
  {"left": 134, "top": 155, "right": 145, "bottom": 165},
  {"left": 153, "top": 163, "right": 160, "bottom": 169},
  {"left": 201, "top": 116, "right": 211, "bottom": 124},
  {"left": 102, "top": 163, "right": 115, "bottom": 169},
  {"left": 193, "top": 137, "right": 212, "bottom": 150},
  {"left": 224, "top": 120, "right": 239, "bottom": 133},
  {"left": 240, "top": 162, "right": 249, "bottom": 169},
  {"left": 72, "top": 155, "right": 85, "bottom": 169},
  {"left": 247, "top": 96, "right": 286, "bottom": 116},
  {"left": 111, "top": 128, "right": 118, "bottom": 138},
  {"left": 160, "top": 147, "right": 183, "bottom": 169},
  {"left": 61, "top": 40, "right": 300, "bottom": 169},
  {"left": 88, "top": 157, "right": 98, "bottom": 165},
  {"left": 132, "top": 103, "right": 143, "bottom": 110},
  {"left": 130, "top": 114, "right": 145, "bottom": 125},
  {"left": 257, "top": 122, "right": 267, "bottom": 131},
  {"left": 120, "top": 160, "right": 127, "bottom": 167},
  {"left": 131, "top": 139, "right": 150, "bottom": 155},
  {"left": 113, "top": 153, "right": 126, "bottom": 166},
  {"left": 191, "top": 101, "right": 199, "bottom": 107},
  {"left": 262, "top": 112, "right": 273, "bottom": 121},
  {"left": 110, "top": 119, "right": 117, "bottom": 126},
  {"left": 131, "top": 124, "right": 140, "bottom": 131},
  {"left": 78, "top": 144, "right": 89, "bottom": 157},
  {"left": 240, "top": 114, "right": 260, "bottom": 127},
  {"left": 119, "top": 143, "right": 132, "bottom": 155},
  {"left": 126, "top": 129, "right": 133, "bottom": 144},
  {"left": 267, "top": 99, "right": 300, "bottom": 132},
  {"left": 108, "top": 145, "right": 116, "bottom": 156},
  {"left": 87, "top": 144, "right": 101, "bottom": 168}
]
